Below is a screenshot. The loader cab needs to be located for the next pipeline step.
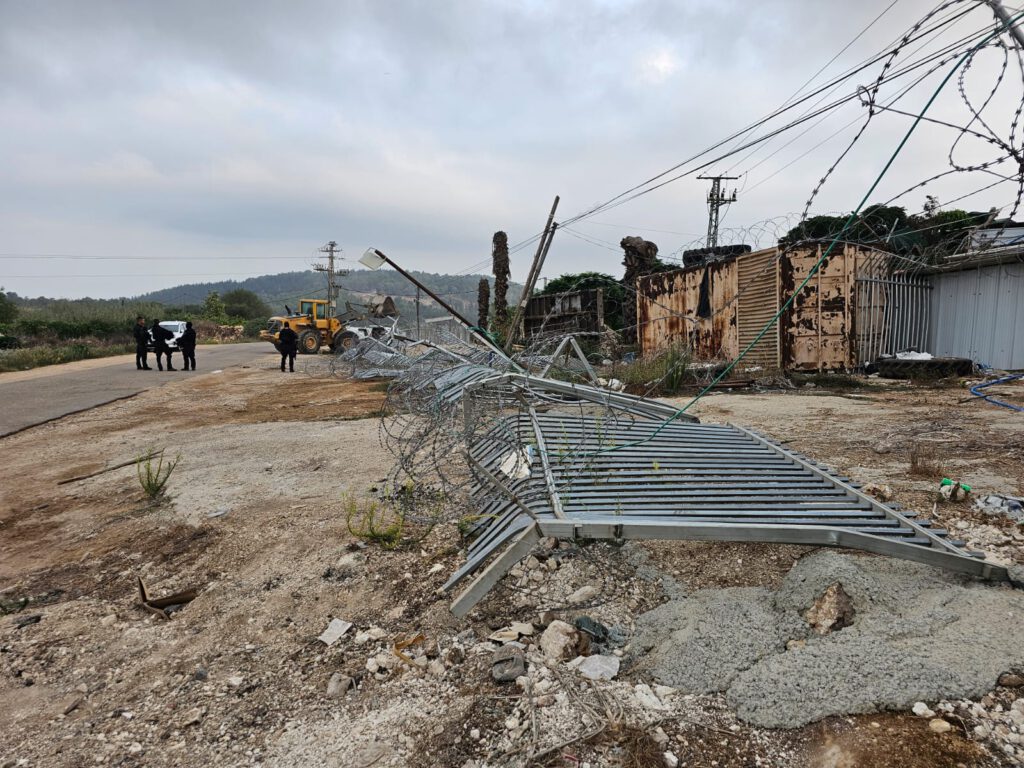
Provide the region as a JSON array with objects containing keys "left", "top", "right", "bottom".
[{"left": 299, "top": 300, "right": 328, "bottom": 322}]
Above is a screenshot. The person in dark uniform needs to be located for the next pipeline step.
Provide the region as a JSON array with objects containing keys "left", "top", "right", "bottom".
[
  {"left": 151, "top": 318, "right": 176, "bottom": 371},
  {"left": 278, "top": 321, "right": 298, "bottom": 372},
  {"left": 133, "top": 316, "right": 152, "bottom": 370},
  {"left": 179, "top": 321, "right": 197, "bottom": 371}
]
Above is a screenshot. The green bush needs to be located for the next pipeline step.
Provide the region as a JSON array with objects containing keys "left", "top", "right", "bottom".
[
  {"left": 242, "top": 319, "right": 265, "bottom": 338},
  {"left": 12, "top": 318, "right": 131, "bottom": 342},
  {"left": 610, "top": 344, "right": 701, "bottom": 396},
  {"left": 344, "top": 494, "right": 405, "bottom": 549},
  {"left": 0, "top": 342, "right": 133, "bottom": 372}
]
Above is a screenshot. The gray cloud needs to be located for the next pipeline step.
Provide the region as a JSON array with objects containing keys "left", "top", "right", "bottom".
[{"left": 0, "top": 0, "right": 1019, "bottom": 298}]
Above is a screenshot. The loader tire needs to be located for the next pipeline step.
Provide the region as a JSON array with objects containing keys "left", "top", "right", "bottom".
[
  {"left": 332, "top": 331, "right": 359, "bottom": 352},
  {"left": 298, "top": 330, "right": 321, "bottom": 354}
]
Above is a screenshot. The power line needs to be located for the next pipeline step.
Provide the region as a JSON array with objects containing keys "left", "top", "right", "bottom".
[
  {"left": 0, "top": 253, "right": 318, "bottom": 260},
  {"left": 440, "top": 8, "right": 994, "bottom": 279},
  {"left": 561, "top": 25, "right": 997, "bottom": 227},
  {"left": 554, "top": 11, "right": 988, "bottom": 225},
  {"left": 4, "top": 272, "right": 292, "bottom": 278},
  {"left": 719, "top": 0, "right": 906, "bottom": 175}
]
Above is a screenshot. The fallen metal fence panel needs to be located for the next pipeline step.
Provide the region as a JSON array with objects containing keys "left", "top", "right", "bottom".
[
  {"left": 368, "top": 346, "right": 1011, "bottom": 616},
  {"left": 443, "top": 402, "right": 1010, "bottom": 617}
]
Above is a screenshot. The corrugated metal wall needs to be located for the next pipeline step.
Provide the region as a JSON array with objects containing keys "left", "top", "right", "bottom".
[
  {"left": 422, "top": 316, "right": 471, "bottom": 345},
  {"left": 736, "top": 249, "right": 780, "bottom": 368},
  {"left": 637, "top": 260, "right": 738, "bottom": 359},
  {"left": 928, "top": 263, "right": 1024, "bottom": 369}
]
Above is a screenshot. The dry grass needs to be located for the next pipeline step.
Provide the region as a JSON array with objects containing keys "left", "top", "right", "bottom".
[
  {"left": 908, "top": 442, "right": 946, "bottom": 478},
  {"left": 610, "top": 724, "right": 665, "bottom": 768}
]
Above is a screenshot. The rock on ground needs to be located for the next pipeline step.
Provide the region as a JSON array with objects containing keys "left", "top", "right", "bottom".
[
  {"left": 805, "top": 582, "right": 855, "bottom": 635},
  {"left": 539, "top": 620, "right": 578, "bottom": 661}
]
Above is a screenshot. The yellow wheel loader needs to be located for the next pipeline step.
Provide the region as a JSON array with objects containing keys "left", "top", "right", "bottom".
[{"left": 259, "top": 296, "right": 398, "bottom": 354}]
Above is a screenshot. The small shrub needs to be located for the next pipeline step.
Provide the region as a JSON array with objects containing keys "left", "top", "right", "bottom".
[
  {"left": 136, "top": 450, "right": 180, "bottom": 500},
  {"left": 611, "top": 344, "right": 699, "bottom": 396},
  {"left": 344, "top": 493, "right": 405, "bottom": 548},
  {"left": 908, "top": 443, "right": 945, "bottom": 478},
  {"left": 0, "top": 342, "right": 134, "bottom": 372},
  {"left": 242, "top": 318, "right": 264, "bottom": 338}
]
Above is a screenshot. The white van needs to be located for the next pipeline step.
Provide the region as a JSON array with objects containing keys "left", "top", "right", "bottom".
[{"left": 147, "top": 321, "right": 187, "bottom": 351}]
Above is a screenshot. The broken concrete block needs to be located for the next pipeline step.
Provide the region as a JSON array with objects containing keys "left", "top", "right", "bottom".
[
  {"left": 634, "top": 683, "right": 668, "bottom": 711},
  {"left": 999, "top": 672, "right": 1024, "bottom": 687},
  {"left": 487, "top": 622, "right": 534, "bottom": 643},
  {"left": 317, "top": 618, "right": 353, "bottom": 646},
  {"left": 862, "top": 483, "right": 893, "bottom": 501},
  {"left": 912, "top": 702, "right": 936, "bottom": 718},
  {"left": 567, "top": 585, "right": 599, "bottom": 604},
  {"left": 326, "top": 672, "right": 353, "bottom": 697}
]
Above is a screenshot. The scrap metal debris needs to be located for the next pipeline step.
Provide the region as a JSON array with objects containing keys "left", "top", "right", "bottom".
[
  {"left": 361, "top": 335, "right": 1011, "bottom": 616},
  {"left": 976, "top": 493, "right": 1024, "bottom": 522},
  {"left": 137, "top": 577, "right": 199, "bottom": 620},
  {"left": 969, "top": 372, "right": 1024, "bottom": 412},
  {"left": 392, "top": 632, "right": 425, "bottom": 665},
  {"left": 317, "top": 617, "right": 353, "bottom": 646}
]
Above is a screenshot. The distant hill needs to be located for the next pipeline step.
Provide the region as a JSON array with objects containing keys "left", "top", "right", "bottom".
[{"left": 136, "top": 269, "right": 522, "bottom": 322}]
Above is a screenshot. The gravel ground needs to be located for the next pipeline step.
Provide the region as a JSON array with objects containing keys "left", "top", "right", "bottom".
[{"left": 2, "top": 370, "right": 1023, "bottom": 767}]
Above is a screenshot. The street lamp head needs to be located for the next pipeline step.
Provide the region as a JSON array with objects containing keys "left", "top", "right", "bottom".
[{"left": 360, "top": 248, "right": 386, "bottom": 270}]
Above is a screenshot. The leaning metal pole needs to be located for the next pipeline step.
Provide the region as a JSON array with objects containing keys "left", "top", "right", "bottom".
[
  {"left": 504, "top": 196, "right": 559, "bottom": 354},
  {"left": 362, "top": 248, "right": 521, "bottom": 370},
  {"left": 987, "top": 0, "right": 1024, "bottom": 49}
]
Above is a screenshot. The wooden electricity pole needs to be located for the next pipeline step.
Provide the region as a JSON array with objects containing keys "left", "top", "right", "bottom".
[{"left": 504, "top": 195, "right": 559, "bottom": 353}]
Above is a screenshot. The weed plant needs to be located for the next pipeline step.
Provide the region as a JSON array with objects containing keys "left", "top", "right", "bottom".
[{"left": 136, "top": 450, "right": 180, "bottom": 501}]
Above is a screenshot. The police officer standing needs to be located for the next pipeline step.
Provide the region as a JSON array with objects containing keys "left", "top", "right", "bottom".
[
  {"left": 278, "top": 321, "right": 298, "bottom": 372},
  {"left": 151, "top": 318, "right": 176, "bottom": 371},
  {"left": 133, "top": 316, "right": 152, "bottom": 370},
  {"left": 179, "top": 321, "right": 197, "bottom": 371}
]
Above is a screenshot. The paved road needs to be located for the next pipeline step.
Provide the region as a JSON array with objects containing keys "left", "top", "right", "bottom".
[{"left": 0, "top": 343, "right": 274, "bottom": 437}]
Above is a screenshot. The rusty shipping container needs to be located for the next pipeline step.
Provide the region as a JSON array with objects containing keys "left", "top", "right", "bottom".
[
  {"left": 638, "top": 244, "right": 873, "bottom": 371},
  {"left": 636, "top": 259, "right": 738, "bottom": 360},
  {"left": 779, "top": 245, "right": 858, "bottom": 371}
]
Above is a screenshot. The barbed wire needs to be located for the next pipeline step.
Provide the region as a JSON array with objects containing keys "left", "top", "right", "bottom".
[{"left": 333, "top": 3, "right": 1024, "bottom": 538}]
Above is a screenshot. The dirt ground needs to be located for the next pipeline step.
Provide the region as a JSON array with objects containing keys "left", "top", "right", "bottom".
[{"left": 1, "top": 367, "right": 1023, "bottom": 768}]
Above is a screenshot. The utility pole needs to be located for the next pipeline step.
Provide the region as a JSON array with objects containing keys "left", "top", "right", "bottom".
[
  {"left": 314, "top": 240, "right": 349, "bottom": 318},
  {"left": 360, "top": 247, "right": 519, "bottom": 368},
  {"left": 986, "top": 0, "right": 1024, "bottom": 49},
  {"left": 504, "top": 195, "right": 559, "bottom": 353},
  {"left": 697, "top": 175, "right": 739, "bottom": 248}
]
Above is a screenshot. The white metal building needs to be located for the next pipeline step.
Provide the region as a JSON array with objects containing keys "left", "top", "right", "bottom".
[{"left": 927, "top": 250, "right": 1024, "bottom": 370}]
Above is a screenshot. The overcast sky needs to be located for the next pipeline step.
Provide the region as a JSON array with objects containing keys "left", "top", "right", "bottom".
[{"left": 2, "top": 0, "right": 1021, "bottom": 299}]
